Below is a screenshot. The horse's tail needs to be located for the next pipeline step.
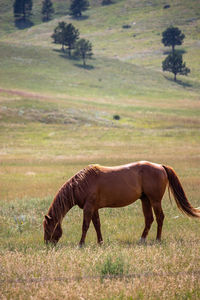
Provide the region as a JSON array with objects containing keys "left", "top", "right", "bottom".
[{"left": 163, "top": 165, "right": 200, "bottom": 218}]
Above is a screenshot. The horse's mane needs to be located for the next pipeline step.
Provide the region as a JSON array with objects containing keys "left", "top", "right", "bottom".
[{"left": 47, "top": 165, "right": 101, "bottom": 222}]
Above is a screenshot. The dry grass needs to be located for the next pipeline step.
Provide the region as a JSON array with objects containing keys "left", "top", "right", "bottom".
[
  {"left": 1, "top": 240, "right": 200, "bottom": 299},
  {"left": 0, "top": 94, "right": 200, "bottom": 299}
]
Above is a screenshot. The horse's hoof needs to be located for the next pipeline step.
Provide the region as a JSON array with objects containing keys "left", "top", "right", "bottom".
[
  {"left": 98, "top": 240, "right": 104, "bottom": 246},
  {"left": 138, "top": 237, "right": 146, "bottom": 245},
  {"left": 156, "top": 239, "right": 161, "bottom": 244}
]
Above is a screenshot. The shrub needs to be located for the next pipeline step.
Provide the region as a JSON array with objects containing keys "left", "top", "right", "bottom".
[
  {"left": 102, "top": 0, "right": 113, "bottom": 6},
  {"left": 163, "top": 4, "right": 170, "bottom": 9},
  {"left": 113, "top": 114, "right": 120, "bottom": 120},
  {"left": 98, "top": 255, "right": 127, "bottom": 279},
  {"left": 122, "top": 24, "right": 131, "bottom": 29}
]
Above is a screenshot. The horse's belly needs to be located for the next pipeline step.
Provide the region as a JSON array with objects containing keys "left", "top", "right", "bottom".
[
  {"left": 105, "top": 197, "right": 138, "bottom": 208},
  {"left": 96, "top": 168, "right": 142, "bottom": 209},
  {"left": 98, "top": 185, "right": 141, "bottom": 208}
]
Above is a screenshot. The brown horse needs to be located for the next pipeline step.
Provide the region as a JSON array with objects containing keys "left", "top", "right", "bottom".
[{"left": 43, "top": 161, "right": 200, "bottom": 245}]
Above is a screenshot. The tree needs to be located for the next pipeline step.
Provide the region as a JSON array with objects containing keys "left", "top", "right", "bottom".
[
  {"left": 74, "top": 38, "right": 93, "bottom": 66},
  {"left": 51, "top": 22, "right": 79, "bottom": 56},
  {"left": 162, "top": 51, "right": 190, "bottom": 81},
  {"left": 13, "top": 0, "right": 32, "bottom": 21},
  {"left": 52, "top": 22, "right": 66, "bottom": 52},
  {"left": 64, "top": 23, "right": 80, "bottom": 56},
  {"left": 162, "top": 26, "right": 185, "bottom": 54},
  {"left": 102, "top": 0, "right": 112, "bottom": 5},
  {"left": 70, "top": 0, "right": 90, "bottom": 18},
  {"left": 42, "top": 0, "right": 54, "bottom": 22}
]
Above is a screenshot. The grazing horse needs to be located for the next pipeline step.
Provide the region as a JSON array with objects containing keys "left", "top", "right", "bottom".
[{"left": 43, "top": 161, "right": 200, "bottom": 245}]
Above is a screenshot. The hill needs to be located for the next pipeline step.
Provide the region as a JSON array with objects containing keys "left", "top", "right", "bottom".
[{"left": 0, "top": 0, "right": 200, "bottom": 101}]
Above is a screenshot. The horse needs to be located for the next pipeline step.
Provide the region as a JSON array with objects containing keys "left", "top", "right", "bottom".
[{"left": 43, "top": 161, "right": 200, "bottom": 245}]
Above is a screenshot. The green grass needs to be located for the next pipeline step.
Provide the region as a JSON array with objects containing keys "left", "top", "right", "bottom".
[
  {"left": 0, "top": 0, "right": 200, "bottom": 100},
  {"left": 0, "top": 0, "right": 200, "bottom": 299},
  {"left": 0, "top": 41, "right": 199, "bottom": 103}
]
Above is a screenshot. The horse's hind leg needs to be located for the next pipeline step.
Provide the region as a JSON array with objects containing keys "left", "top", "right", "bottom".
[
  {"left": 140, "top": 195, "right": 154, "bottom": 242},
  {"left": 92, "top": 210, "right": 103, "bottom": 245},
  {"left": 151, "top": 201, "right": 165, "bottom": 241}
]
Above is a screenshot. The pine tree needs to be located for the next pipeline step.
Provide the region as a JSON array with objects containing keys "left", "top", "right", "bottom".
[
  {"left": 162, "top": 51, "right": 190, "bottom": 81},
  {"left": 52, "top": 22, "right": 68, "bottom": 52},
  {"left": 64, "top": 23, "right": 80, "bottom": 56},
  {"left": 42, "top": 0, "right": 54, "bottom": 22},
  {"left": 74, "top": 38, "right": 93, "bottom": 66},
  {"left": 70, "top": 0, "right": 90, "bottom": 18},
  {"left": 162, "top": 26, "right": 185, "bottom": 54},
  {"left": 51, "top": 22, "right": 79, "bottom": 56},
  {"left": 102, "top": 0, "right": 112, "bottom": 5},
  {"left": 13, "top": 0, "right": 32, "bottom": 21}
]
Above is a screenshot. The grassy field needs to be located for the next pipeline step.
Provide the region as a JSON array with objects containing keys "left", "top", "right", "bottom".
[{"left": 0, "top": 0, "right": 200, "bottom": 299}]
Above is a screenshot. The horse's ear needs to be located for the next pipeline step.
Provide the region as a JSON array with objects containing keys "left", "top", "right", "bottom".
[{"left": 45, "top": 215, "right": 51, "bottom": 222}]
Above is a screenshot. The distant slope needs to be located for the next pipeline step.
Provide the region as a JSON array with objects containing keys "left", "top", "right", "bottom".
[
  {"left": 0, "top": 0, "right": 199, "bottom": 100},
  {"left": 0, "top": 0, "right": 70, "bottom": 34},
  {"left": 0, "top": 40, "right": 199, "bottom": 101}
]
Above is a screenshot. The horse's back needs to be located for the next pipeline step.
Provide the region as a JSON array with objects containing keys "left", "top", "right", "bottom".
[{"left": 95, "top": 161, "right": 167, "bottom": 208}]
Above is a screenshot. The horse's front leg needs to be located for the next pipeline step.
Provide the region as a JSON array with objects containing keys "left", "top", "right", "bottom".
[
  {"left": 92, "top": 210, "right": 103, "bottom": 245},
  {"left": 79, "top": 204, "right": 93, "bottom": 247}
]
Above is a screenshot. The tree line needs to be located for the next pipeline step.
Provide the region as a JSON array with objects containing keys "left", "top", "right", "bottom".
[
  {"left": 13, "top": 0, "right": 109, "bottom": 23},
  {"left": 13, "top": 0, "right": 55, "bottom": 22}
]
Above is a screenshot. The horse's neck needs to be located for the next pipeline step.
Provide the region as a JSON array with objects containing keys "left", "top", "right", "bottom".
[{"left": 50, "top": 185, "right": 75, "bottom": 222}]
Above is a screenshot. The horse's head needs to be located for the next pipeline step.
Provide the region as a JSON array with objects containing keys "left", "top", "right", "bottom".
[{"left": 43, "top": 215, "right": 62, "bottom": 245}]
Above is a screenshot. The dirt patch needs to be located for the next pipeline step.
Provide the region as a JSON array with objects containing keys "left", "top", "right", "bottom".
[{"left": 0, "top": 88, "right": 57, "bottom": 101}]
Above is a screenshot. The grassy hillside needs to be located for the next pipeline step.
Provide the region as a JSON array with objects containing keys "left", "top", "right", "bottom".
[
  {"left": 0, "top": 0, "right": 200, "bottom": 96},
  {"left": 0, "top": 0, "right": 70, "bottom": 33},
  {"left": 0, "top": 1, "right": 200, "bottom": 299}
]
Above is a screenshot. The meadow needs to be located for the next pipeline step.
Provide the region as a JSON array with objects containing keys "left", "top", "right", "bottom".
[{"left": 0, "top": 0, "right": 200, "bottom": 299}]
